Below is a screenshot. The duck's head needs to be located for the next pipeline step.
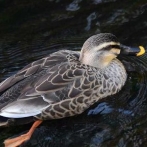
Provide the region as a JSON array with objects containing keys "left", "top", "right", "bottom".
[{"left": 79, "top": 33, "right": 145, "bottom": 68}]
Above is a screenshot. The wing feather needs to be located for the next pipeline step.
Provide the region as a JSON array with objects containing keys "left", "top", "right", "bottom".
[
  {"left": 1, "top": 50, "right": 95, "bottom": 118},
  {"left": 0, "top": 96, "right": 48, "bottom": 118},
  {"left": 0, "top": 50, "right": 77, "bottom": 93}
]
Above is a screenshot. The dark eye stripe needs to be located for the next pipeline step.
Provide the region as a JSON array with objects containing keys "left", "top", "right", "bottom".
[{"left": 102, "top": 45, "right": 120, "bottom": 50}]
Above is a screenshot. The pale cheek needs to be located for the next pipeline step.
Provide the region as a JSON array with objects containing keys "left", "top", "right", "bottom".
[
  {"left": 98, "top": 53, "right": 116, "bottom": 67},
  {"left": 103, "top": 55, "right": 115, "bottom": 63},
  {"left": 111, "top": 48, "right": 120, "bottom": 54}
]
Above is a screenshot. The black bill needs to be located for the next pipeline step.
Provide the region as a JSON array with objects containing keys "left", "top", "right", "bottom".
[{"left": 120, "top": 44, "right": 145, "bottom": 56}]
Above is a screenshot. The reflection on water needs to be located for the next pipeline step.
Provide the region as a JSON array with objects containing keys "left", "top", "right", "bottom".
[{"left": 0, "top": 0, "right": 147, "bottom": 147}]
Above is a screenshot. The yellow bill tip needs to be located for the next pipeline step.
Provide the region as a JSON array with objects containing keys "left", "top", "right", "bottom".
[{"left": 137, "top": 46, "right": 146, "bottom": 56}]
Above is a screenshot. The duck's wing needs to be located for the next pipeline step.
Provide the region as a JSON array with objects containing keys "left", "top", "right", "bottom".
[
  {"left": 0, "top": 50, "right": 76, "bottom": 93},
  {"left": 0, "top": 61, "right": 94, "bottom": 119},
  {"left": 0, "top": 50, "right": 96, "bottom": 119}
]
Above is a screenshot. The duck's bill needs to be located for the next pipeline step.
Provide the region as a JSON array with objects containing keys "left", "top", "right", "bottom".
[{"left": 120, "top": 44, "right": 145, "bottom": 56}]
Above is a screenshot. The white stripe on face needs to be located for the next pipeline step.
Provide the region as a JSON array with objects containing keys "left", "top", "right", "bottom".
[{"left": 94, "top": 41, "right": 120, "bottom": 51}]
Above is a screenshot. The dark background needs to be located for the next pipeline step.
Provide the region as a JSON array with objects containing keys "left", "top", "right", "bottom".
[{"left": 0, "top": 0, "right": 147, "bottom": 147}]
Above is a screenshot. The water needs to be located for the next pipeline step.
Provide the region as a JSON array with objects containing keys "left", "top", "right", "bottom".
[{"left": 0, "top": 0, "right": 147, "bottom": 146}]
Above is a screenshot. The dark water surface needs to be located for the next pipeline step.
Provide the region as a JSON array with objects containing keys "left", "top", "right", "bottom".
[{"left": 0, "top": 0, "right": 147, "bottom": 147}]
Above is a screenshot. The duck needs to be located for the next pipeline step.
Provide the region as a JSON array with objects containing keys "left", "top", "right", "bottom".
[{"left": 0, "top": 33, "right": 145, "bottom": 147}]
